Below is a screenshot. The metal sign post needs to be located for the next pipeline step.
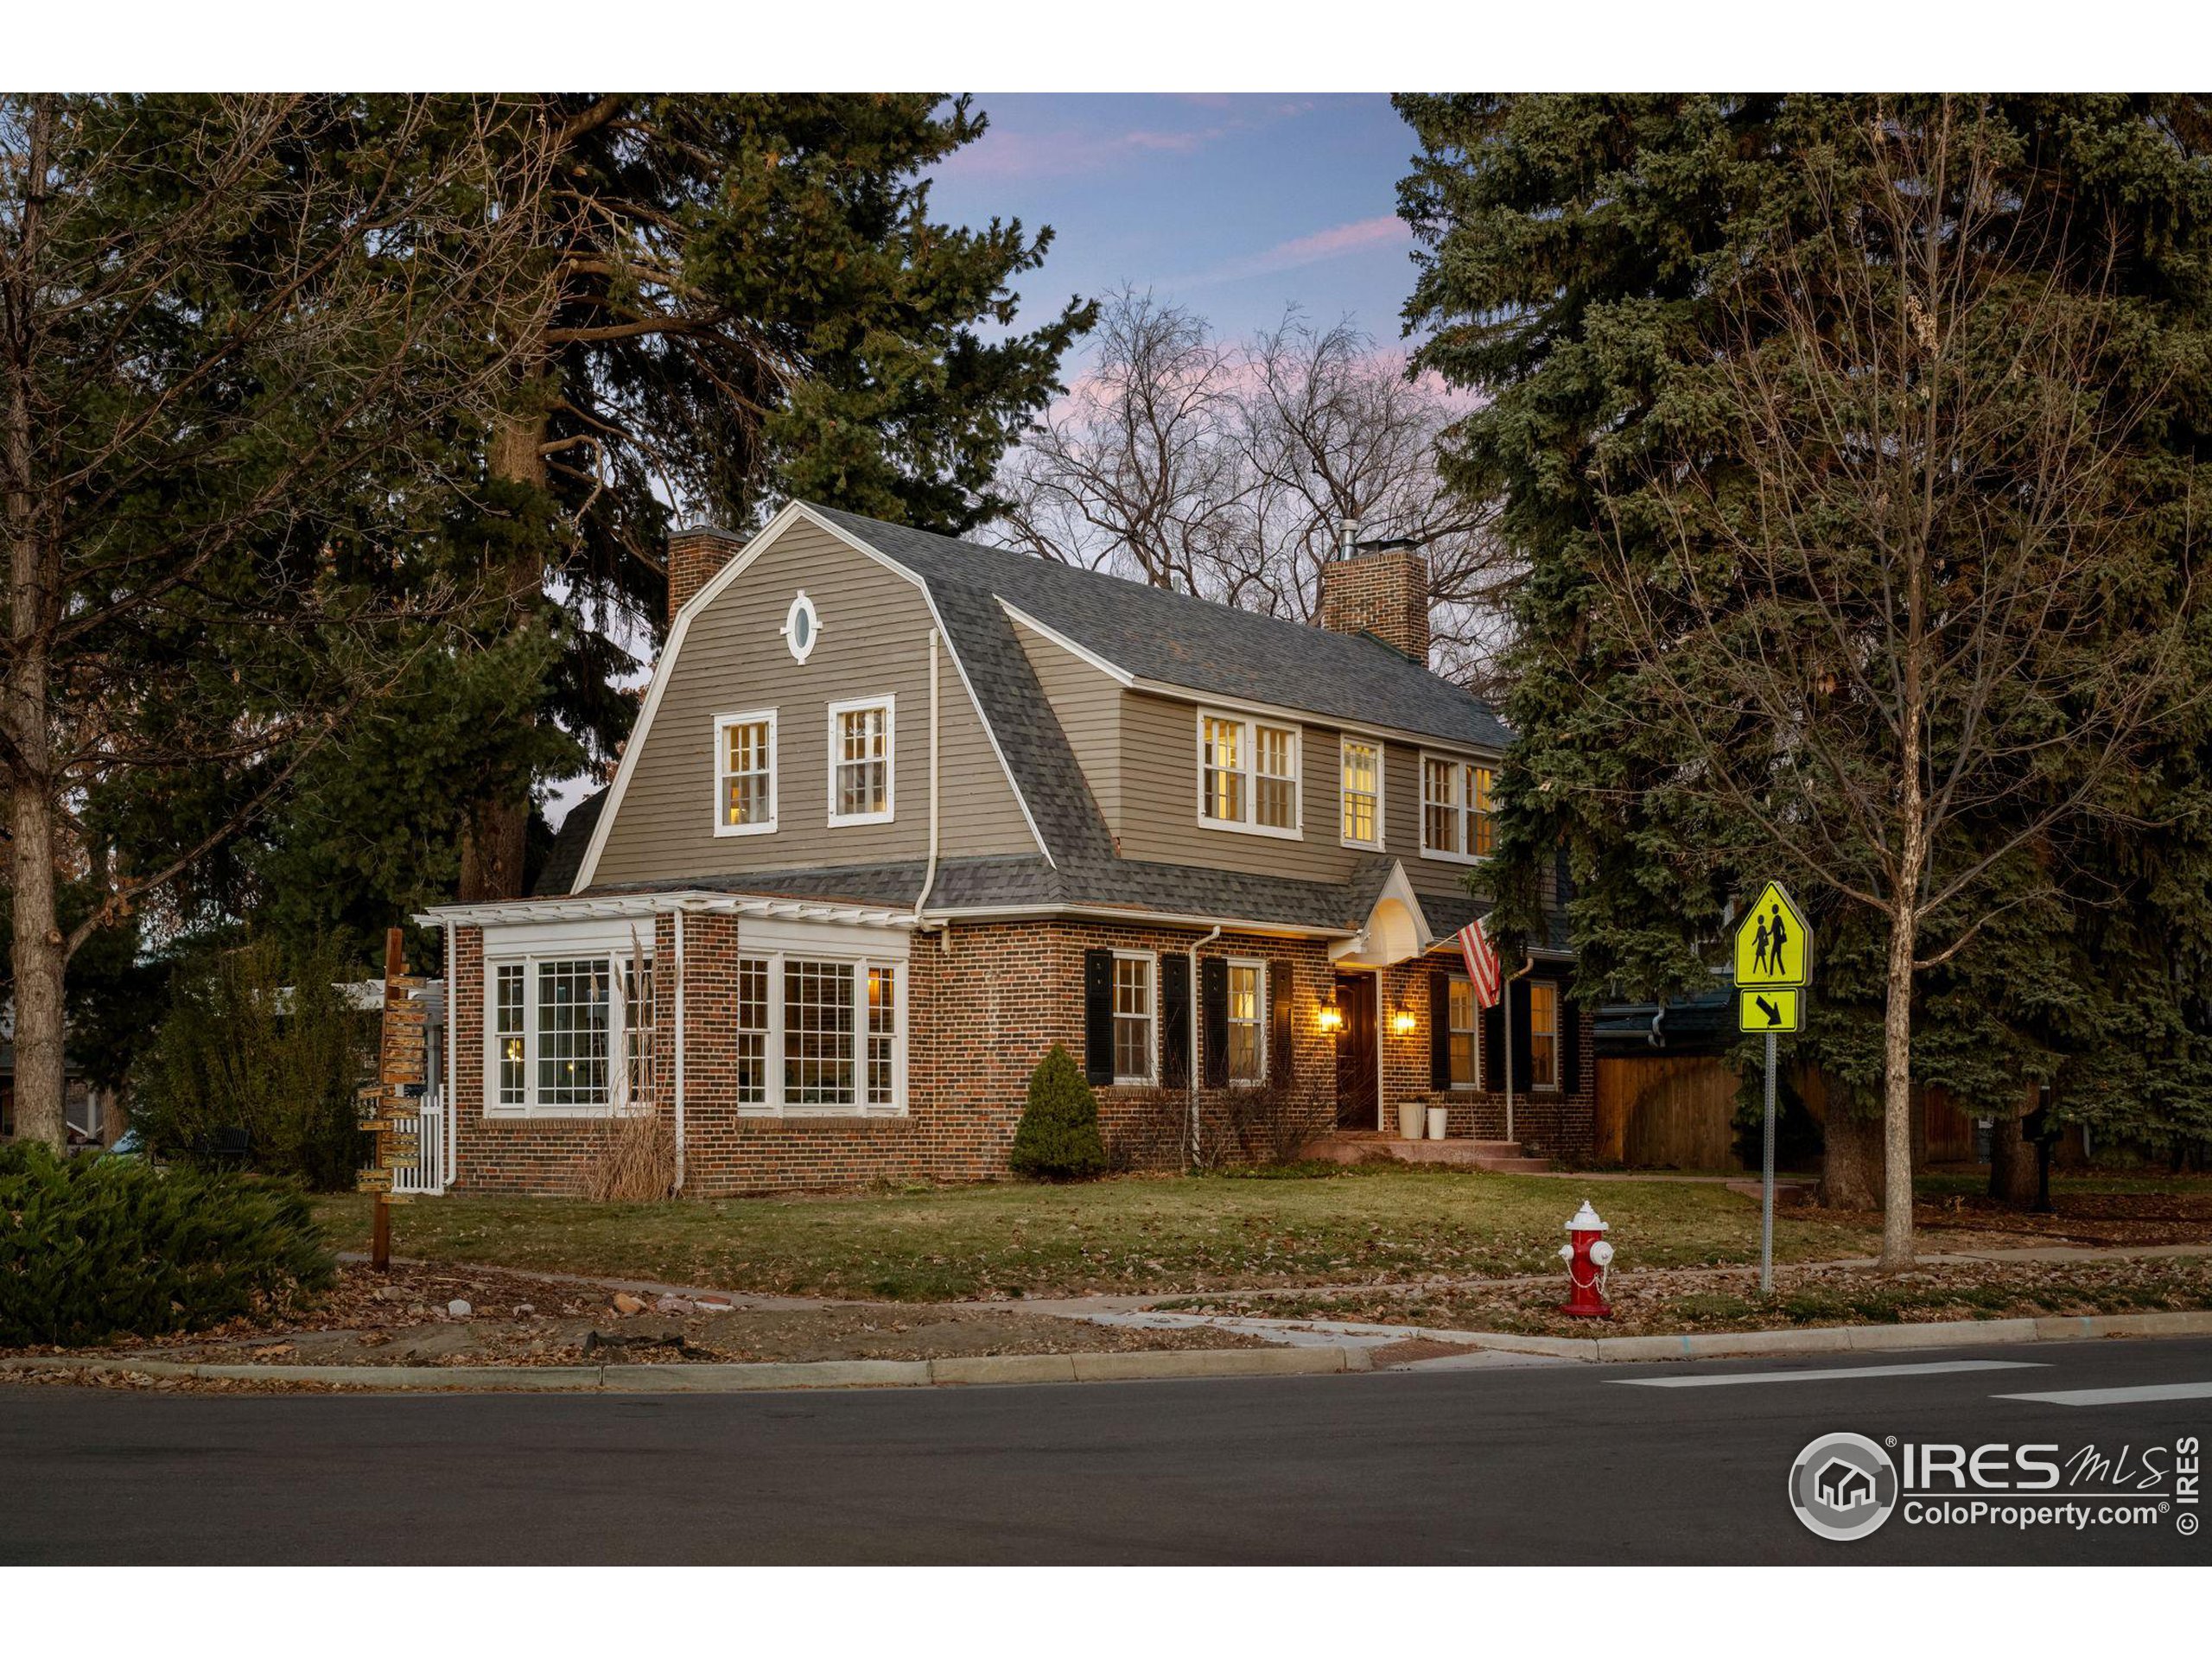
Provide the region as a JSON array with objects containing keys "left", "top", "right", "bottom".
[{"left": 1734, "top": 881, "right": 1813, "bottom": 1298}]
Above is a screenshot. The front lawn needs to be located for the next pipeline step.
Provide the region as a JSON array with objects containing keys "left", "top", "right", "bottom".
[{"left": 313, "top": 1166, "right": 1880, "bottom": 1301}]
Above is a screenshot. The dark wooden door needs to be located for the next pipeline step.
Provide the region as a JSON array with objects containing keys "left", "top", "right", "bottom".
[{"left": 1334, "top": 974, "right": 1378, "bottom": 1128}]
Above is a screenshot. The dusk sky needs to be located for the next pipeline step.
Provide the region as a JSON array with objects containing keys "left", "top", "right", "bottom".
[{"left": 928, "top": 93, "right": 1424, "bottom": 364}]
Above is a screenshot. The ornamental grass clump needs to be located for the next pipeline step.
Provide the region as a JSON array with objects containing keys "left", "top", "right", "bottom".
[
  {"left": 0, "top": 1142, "right": 335, "bottom": 1346},
  {"left": 1009, "top": 1044, "right": 1108, "bottom": 1181}
]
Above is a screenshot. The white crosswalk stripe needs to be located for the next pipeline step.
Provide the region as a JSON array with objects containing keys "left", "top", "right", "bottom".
[
  {"left": 1614, "top": 1359, "right": 2049, "bottom": 1389},
  {"left": 1993, "top": 1380, "right": 2212, "bottom": 1407}
]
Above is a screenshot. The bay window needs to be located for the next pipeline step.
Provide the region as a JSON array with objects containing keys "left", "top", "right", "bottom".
[{"left": 486, "top": 950, "right": 650, "bottom": 1116}]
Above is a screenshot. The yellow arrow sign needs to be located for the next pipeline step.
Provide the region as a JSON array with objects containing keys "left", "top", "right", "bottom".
[
  {"left": 1734, "top": 880, "right": 1811, "bottom": 990},
  {"left": 1738, "top": 988, "right": 1803, "bottom": 1033}
]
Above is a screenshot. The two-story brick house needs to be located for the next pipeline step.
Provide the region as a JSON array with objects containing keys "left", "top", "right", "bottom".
[{"left": 421, "top": 501, "right": 1593, "bottom": 1196}]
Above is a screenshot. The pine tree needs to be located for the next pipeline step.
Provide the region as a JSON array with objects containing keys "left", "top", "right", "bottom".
[{"left": 1009, "top": 1045, "right": 1108, "bottom": 1181}]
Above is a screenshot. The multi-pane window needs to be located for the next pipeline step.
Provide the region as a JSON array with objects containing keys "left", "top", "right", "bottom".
[
  {"left": 496, "top": 964, "right": 525, "bottom": 1107},
  {"left": 535, "top": 959, "right": 612, "bottom": 1108},
  {"left": 1113, "top": 953, "right": 1156, "bottom": 1084},
  {"left": 867, "top": 966, "right": 898, "bottom": 1109},
  {"left": 830, "top": 698, "right": 893, "bottom": 823},
  {"left": 1226, "top": 961, "right": 1265, "bottom": 1084},
  {"left": 1341, "top": 738, "right": 1382, "bottom": 848},
  {"left": 1199, "top": 711, "right": 1299, "bottom": 836},
  {"left": 1529, "top": 981, "right": 1560, "bottom": 1090},
  {"left": 1470, "top": 766, "right": 1496, "bottom": 856},
  {"left": 735, "top": 957, "right": 769, "bottom": 1106},
  {"left": 1201, "top": 715, "right": 1245, "bottom": 823},
  {"left": 1448, "top": 976, "right": 1479, "bottom": 1087},
  {"left": 1423, "top": 755, "right": 1496, "bottom": 862},
  {"left": 716, "top": 712, "right": 775, "bottom": 834},
  {"left": 785, "top": 959, "right": 857, "bottom": 1105}
]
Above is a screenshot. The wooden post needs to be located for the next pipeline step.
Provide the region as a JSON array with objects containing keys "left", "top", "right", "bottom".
[{"left": 372, "top": 926, "right": 403, "bottom": 1272}]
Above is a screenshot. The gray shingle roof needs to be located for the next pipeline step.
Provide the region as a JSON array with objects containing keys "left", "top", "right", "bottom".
[{"left": 807, "top": 505, "right": 1511, "bottom": 752}]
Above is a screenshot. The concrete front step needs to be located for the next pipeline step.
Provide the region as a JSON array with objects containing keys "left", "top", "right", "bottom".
[{"left": 1304, "top": 1132, "right": 1552, "bottom": 1173}]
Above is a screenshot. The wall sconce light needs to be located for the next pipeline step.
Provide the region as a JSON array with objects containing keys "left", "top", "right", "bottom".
[
  {"left": 1389, "top": 1007, "right": 1419, "bottom": 1037},
  {"left": 1316, "top": 1001, "right": 1344, "bottom": 1035}
]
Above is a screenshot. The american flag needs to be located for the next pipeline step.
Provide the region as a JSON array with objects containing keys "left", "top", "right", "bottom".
[{"left": 1457, "top": 917, "right": 1503, "bottom": 1009}]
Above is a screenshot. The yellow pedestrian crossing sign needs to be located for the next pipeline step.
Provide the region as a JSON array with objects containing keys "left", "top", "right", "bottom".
[
  {"left": 1739, "top": 988, "right": 1803, "bottom": 1033},
  {"left": 1734, "top": 880, "right": 1811, "bottom": 991}
]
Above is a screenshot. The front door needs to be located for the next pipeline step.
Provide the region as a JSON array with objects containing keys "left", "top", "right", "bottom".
[{"left": 1334, "top": 973, "right": 1378, "bottom": 1128}]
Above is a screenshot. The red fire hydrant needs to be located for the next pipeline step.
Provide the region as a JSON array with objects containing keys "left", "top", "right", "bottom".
[{"left": 1556, "top": 1199, "right": 1615, "bottom": 1319}]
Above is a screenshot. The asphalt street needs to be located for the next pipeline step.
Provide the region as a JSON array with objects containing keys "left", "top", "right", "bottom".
[{"left": 5, "top": 1336, "right": 2209, "bottom": 1565}]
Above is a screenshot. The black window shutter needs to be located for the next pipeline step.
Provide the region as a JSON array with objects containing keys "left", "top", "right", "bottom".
[
  {"left": 1429, "top": 969, "right": 1452, "bottom": 1090},
  {"left": 1510, "top": 981, "right": 1534, "bottom": 1094},
  {"left": 1269, "top": 961, "right": 1294, "bottom": 1081},
  {"left": 1083, "top": 948, "right": 1115, "bottom": 1085},
  {"left": 1200, "top": 957, "right": 1230, "bottom": 1088},
  {"left": 1484, "top": 1001, "right": 1505, "bottom": 1093},
  {"left": 1560, "top": 992, "right": 1582, "bottom": 1096},
  {"left": 1160, "top": 954, "right": 1192, "bottom": 1088}
]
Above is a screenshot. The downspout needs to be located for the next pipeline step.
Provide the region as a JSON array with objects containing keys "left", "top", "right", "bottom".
[
  {"left": 673, "top": 906, "right": 687, "bottom": 1193},
  {"left": 1188, "top": 925, "right": 1222, "bottom": 1166},
  {"left": 912, "top": 627, "right": 940, "bottom": 932}
]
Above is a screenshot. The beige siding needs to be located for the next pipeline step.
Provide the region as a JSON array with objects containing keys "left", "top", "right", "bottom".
[
  {"left": 1013, "top": 620, "right": 1123, "bottom": 837},
  {"left": 586, "top": 519, "right": 1036, "bottom": 888},
  {"left": 1110, "top": 688, "right": 1503, "bottom": 899}
]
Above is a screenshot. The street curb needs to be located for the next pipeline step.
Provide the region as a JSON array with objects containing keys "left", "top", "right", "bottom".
[
  {"left": 1436, "top": 1308, "right": 2212, "bottom": 1363},
  {"left": 0, "top": 1344, "right": 1365, "bottom": 1394}
]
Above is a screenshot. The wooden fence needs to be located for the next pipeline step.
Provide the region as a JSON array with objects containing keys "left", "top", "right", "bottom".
[{"left": 1597, "top": 1053, "right": 1994, "bottom": 1170}]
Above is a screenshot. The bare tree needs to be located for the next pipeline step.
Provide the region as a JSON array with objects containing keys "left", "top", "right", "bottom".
[
  {"left": 1587, "top": 99, "right": 2196, "bottom": 1266},
  {"left": 0, "top": 95, "right": 550, "bottom": 1148},
  {"left": 996, "top": 292, "right": 1515, "bottom": 685}
]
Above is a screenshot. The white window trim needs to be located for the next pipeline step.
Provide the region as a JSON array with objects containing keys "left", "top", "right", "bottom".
[
  {"left": 826, "top": 693, "right": 896, "bottom": 827},
  {"left": 1528, "top": 980, "right": 1562, "bottom": 1094},
  {"left": 1446, "top": 972, "right": 1484, "bottom": 1092},
  {"left": 1338, "top": 734, "right": 1385, "bottom": 851},
  {"left": 1195, "top": 709, "right": 1302, "bottom": 841},
  {"left": 1224, "top": 956, "right": 1268, "bottom": 1087},
  {"left": 484, "top": 946, "right": 652, "bottom": 1120},
  {"left": 1111, "top": 948, "right": 1159, "bottom": 1086},
  {"left": 1420, "top": 749, "right": 1493, "bottom": 867},
  {"left": 780, "top": 590, "right": 822, "bottom": 664},
  {"left": 712, "top": 709, "right": 779, "bottom": 838},
  {"left": 734, "top": 948, "right": 909, "bottom": 1118}
]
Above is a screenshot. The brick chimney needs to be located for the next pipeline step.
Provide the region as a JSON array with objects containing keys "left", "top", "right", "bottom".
[
  {"left": 666, "top": 523, "right": 747, "bottom": 627},
  {"left": 1317, "top": 518, "right": 1431, "bottom": 664}
]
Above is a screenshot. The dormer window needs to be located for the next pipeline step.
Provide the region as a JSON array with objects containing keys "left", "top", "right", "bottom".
[
  {"left": 1421, "top": 754, "right": 1495, "bottom": 863},
  {"left": 1198, "top": 709, "right": 1300, "bottom": 838}
]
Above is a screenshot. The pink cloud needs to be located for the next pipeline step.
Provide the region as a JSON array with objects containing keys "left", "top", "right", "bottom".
[{"left": 1164, "top": 215, "right": 1412, "bottom": 289}]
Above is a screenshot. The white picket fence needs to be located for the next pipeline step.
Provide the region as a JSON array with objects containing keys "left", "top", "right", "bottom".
[{"left": 393, "top": 1085, "right": 451, "bottom": 1196}]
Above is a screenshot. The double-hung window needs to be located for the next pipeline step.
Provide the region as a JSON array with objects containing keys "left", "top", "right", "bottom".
[
  {"left": 1112, "top": 952, "right": 1156, "bottom": 1084},
  {"left": 1448, "top": 976, "right": 1480, "bottom": 1088},
  {"left": 715, "top": 710, "right": 777, "bottom": 836},
  {"left": 488, "top": 944, "right": 654, "bottom": 1116},
  {"left": 1528, "top": 981, "right": 1560, "bottom": 1091},
  {"left": 1198, "top": 709, "right": 1299, "bottom": 836},
  {"left": 1421, "top": 754, "right": 1496, "bottom": 863},
  {"left": 1340, "top": 737, "right": 1382, "bottom": 849},
  {"left": 828, "top": 696, "right": 894, "bottom": 825},
  {"left": 1226, "top": 959, "right": 1266, "bottom": 1084}
]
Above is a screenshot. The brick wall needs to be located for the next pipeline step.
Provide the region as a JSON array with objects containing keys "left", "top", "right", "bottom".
[
  {"left": 667, "top": 525, "right": 747, "bottom": 624},
  {"left": 1317, "top": 548, "right": 1431, "bottom": 664},
  {"left": 445, "top": 915, "right": 1341, "bottom": 1198}
]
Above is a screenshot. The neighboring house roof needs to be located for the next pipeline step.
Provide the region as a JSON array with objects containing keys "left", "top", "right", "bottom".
[{"left": 537, "top": 787, "right": 607, "bottom": 897}]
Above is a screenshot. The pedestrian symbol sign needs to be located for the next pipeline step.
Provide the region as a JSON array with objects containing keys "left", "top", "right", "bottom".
[
  {"left": 1738, "top": 988, "right": 1803, "bottom": 1033},
  {"left": 1734, "top": 880, "right": 1810, "bottom": 990}
]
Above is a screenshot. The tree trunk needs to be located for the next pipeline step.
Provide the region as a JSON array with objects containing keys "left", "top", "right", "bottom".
[
  {"left": 2, "top": 99, "right": 64, "bottom": 1149},
  {"left": 1878, "top": 900, "right": 1919, "bottom": 1268},
  {"left": 454, "top": 397, "right": 550, "bottom": 903},
  {"left": 1988, "top": 1083, "right": 2042, "bottom": 1208},
  {"left": 1820, "top": 1098, "right": 1885, "bottom": 1210}
]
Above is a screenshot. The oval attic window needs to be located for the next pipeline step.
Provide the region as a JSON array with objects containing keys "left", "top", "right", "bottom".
[{"left": 782, "top": 591, "right": 820, "bottom": 664}]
